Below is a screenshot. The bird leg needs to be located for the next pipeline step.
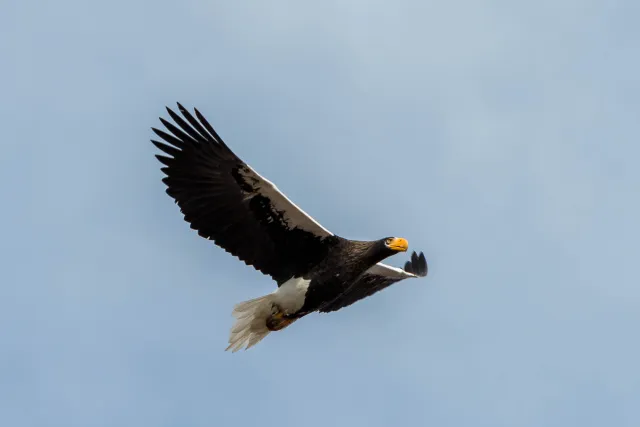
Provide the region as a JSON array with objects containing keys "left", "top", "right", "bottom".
[{"left": 266, "top": 304, "right": 296, "bottom": 331}]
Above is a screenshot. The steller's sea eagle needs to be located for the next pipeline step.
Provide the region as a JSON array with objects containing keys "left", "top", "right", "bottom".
[{"left": 151, "top": 103, "right": 428, "bottom": 352}]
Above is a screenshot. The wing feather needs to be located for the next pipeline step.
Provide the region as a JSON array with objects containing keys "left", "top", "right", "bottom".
[
  {"left": 320, "top": 251, "right": 428, "bottom": 312},
  {"left": 152, "top": 103, "right": 336, "bottom": 285}
]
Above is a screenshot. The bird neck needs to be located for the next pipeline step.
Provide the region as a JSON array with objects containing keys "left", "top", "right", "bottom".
[{"left": 340, "top": 240, "right": 389, "bottom": 270}]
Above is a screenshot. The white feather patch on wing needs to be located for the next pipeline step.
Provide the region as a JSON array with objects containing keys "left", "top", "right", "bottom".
[
  {"left": 366, "top": 262, "right": 417, "bottom": 279},
  {"left": 239, "top": 164, "right": 334, "bottom": 237}
]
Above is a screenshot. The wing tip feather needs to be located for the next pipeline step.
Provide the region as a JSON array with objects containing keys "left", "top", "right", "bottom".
[{"left": 405, "top": 250, "right": 428, "bottom": 277}]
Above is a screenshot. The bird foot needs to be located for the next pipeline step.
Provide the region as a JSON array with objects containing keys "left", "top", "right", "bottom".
[{"left": 266, "top": 308, "right": 296, "bottom": 331}]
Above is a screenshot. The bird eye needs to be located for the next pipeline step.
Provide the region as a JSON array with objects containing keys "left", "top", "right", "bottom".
[{"left": 385, "top": 238, "right": 392, "bottom": 245}]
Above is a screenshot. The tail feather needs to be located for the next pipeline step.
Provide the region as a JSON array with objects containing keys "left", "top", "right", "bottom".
[{"left": 226, "top": 294, "right": 274, "bottom": 352}]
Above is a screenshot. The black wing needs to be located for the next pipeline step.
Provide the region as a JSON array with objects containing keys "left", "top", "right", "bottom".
[
  {"left": 320, "top": 251, "right": 428, "bottom": 312},
  {"left": 151, "top": 103, "right": 336, "bottom": 285}
]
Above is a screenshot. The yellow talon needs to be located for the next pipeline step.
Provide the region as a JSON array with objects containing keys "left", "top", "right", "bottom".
[{"left": 267, "top": 310, "right": 296, "bottom": 331}]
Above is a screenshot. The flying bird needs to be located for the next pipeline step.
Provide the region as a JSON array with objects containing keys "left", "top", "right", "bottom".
[{"left": 151, "top": 103, "right": 429, "bottom": 352}]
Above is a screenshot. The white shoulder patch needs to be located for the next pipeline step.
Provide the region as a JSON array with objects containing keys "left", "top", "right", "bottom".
[
  {"left": 239, "top": 164, "right": 334, "bottom": 237},
  {"left": 366, "top": 262, "right": 416, "bottom": 279}
]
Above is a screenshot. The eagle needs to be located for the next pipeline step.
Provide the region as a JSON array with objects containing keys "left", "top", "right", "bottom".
[{"left": 151, "top": 103, "right": 428, "bottom": 352}]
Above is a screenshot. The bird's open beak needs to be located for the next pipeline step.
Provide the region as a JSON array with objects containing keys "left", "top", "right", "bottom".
[{"left": 387, "top": 237, "right": 408, "bottom": 252}]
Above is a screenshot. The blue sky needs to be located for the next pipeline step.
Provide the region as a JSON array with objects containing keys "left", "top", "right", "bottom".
[{"left": 2, "top": 0, "right": 639, "bottom": 425}]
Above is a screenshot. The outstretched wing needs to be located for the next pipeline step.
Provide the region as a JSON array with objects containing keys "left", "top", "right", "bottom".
[
  {"left": 320, "top": 251, "right": 428, "bottom": 312},
  {"left": 151, "top": 103, "right": 335, "bottom": 285}
]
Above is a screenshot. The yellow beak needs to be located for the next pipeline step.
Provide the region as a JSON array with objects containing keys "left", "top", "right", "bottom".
[{"left": 387, "top": 237, "right": 408, "bottom": 252}]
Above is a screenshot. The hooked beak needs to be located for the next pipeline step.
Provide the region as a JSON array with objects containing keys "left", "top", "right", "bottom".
[{"left": 386, "top": 237, "right": 408, "bottom": 252}]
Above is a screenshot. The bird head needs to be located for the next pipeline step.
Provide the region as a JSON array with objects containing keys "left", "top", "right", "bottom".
[{"left": 382, "top": 237, "right": 409, "bottom": 253}]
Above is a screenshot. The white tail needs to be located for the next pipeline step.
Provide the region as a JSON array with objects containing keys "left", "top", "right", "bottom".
[{"left": 225, "top": 294, "right": 275, "bottom": 352}]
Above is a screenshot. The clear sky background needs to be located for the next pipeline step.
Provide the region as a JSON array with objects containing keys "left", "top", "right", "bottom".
[{"left": 2, "top": 0, "right": 639, "bottom": 426}]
